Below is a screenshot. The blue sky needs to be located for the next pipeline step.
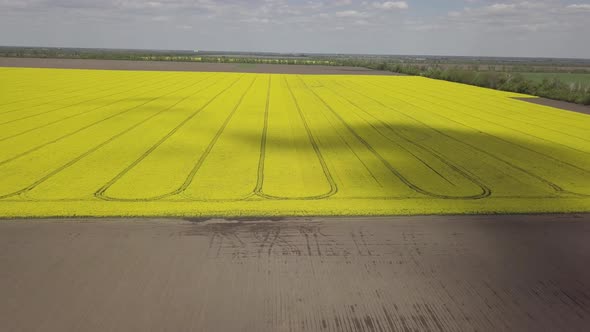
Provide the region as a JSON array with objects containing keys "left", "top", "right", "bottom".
[{"left": 1, "top": 0, "right": 589, "bottom": 58}]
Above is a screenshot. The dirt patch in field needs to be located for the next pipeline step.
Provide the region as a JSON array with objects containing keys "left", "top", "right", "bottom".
[
  {"left": 0, "top": 57, "right": 399, "bottom": 75},
  {"left": 514, "top": 97, "right": 590, "bottom": 115},
  {"left": 1, "top": 214, "right": 589, "bottom": 331}
]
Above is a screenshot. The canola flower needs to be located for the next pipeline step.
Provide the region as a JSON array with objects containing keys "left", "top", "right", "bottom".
[{"left": 0, "top": 67, "right": 589, "bottom": 217}]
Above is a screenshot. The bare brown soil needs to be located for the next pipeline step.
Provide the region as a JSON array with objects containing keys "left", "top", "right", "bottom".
[
  {"left": 0, "top": 57, "right": 398, "bottom": 75},
  {"left": 1, "top": 214, "right": 589, "bottom": 331},
  {"left": 515, "top": 97, "right": 590, "bottom": 115}
]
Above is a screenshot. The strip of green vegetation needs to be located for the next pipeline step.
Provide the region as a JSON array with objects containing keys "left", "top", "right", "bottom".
[
  {"left": 1, "top": 46, "right": 589, "bottom": 105},
  {"left": 518, "top": 72, "right": 590, "bottom": 86},
  {"left": 365, "top": 63, "right": 590, "bottom": 105}
]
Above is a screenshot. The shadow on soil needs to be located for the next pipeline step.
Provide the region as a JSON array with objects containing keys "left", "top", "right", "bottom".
[{"left": 183, "top": 216, "right": 287, "bottom": 223}]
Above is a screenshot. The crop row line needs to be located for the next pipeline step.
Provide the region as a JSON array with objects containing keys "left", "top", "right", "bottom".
[
  {"left": 369, "top": 78, "right": 590, "bottom": 173},
  {"left": 253, "top": 75, "right": 272, "bottom": 197},
  {"left": 0, "top": 72, "right": 160, "bottom": 123},
  {"left": 340, "top": 78, "right": 587, "bottom": 197},
  {"left": 2, "top": 74, "right": 586, "bottom": 202},
  {"left": 254, "top": 77, "right": 339, "bottom": 201},
  {"left": 0, "top": 70, "right": 118, "bottom": 106},
  {"left": 302, "top": 77, "right": 490, "bottom": 200},
  {"left": 0, "top": 72, "right": 186, "bottom": 143},
  {"left": 0, "top": 67, "right": 109, "bottom": 90},
  {"left": 0, "top": 74, "right": 213, "bottom": 168},
  {"left": 368, "top": 79, "right": 590, "bottom": 157},
  {"left": 401, "top": 77, "right": 589, "bottom": 130},
  {"left": 0, "top": 76, "right": 223, "bottom": 200},
  {"left": 0, "top": 71, "right": 147, "bottom": 113},
  {"left": 95, "top": 75, "right": 247, "bottom": 201},
  {"left": 319, "top": 78, "right": 492, "bottom": 197},
  {"left": 170, "top": 77, "right": 258, "bottom": 200}
]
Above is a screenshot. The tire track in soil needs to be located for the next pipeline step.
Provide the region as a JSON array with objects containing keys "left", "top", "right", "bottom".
[
  {"left": 318, "top": 78, "right": 492, "bottom": 199},
  {"left": 0, "top": 74, "right": 214, "bottom": 167},
  {"left": 317, "top": 103, "right": 385, "bottom": 190},
  {"left": 0, "top": 75, "right": 222, "bottom": 200},
  {"left": 0, "top": 72, "right": 185, "bottom": 143},
  {"left": 0, "top": 70, "right": 117, "bottom": 108},
  {"left": 0, "top": 73, "right": 151, "bottom": 124},
  {"left": 98, "top": 76, "right": 258, "bottom": 201},
  {"left": 253, "top": 75, "right": 272, "bottom": 199},
  {"left": 3, "top": 74, "right": 578, "bottom": 203},
  {"left": 254, "top": 75, "right": 338, "bottom": 201},
  {"left": 378, "top": 78, "right": 590, "bottom": 151},
  {"left": 102, "top": 74, "right": 269, "bottom": 203},
  {"left": 303, "top": 80, "right": 389, "bottom": 196},
  {"left": 168, "top": 77, "right": 258, "bottom": 201},
  {"left": 0, "top": 68, "right": 110, "bottom": 94},
  {"left": 301, "top": 76, "right": 490, "bottom": 200},
  {"left": 340, "top": 78, "right": 588, "bottom": 198},
  {"left": 95, "top": 75, "right": 246, "bottom": 201},
  {"left": 0, "top": 71, "right": 147, "bottom": 117},
  {"left": 415, "top": 78, "right": 590, "bottom": 132},
  {"left": 342, "top": 78, "right": 567, "bottom": 198},
  {"left": 367, "top": 79, "right": 590, "bottom": 158},
  {"left": 315, "top": 81, "right": 457, "bottom": 190}
]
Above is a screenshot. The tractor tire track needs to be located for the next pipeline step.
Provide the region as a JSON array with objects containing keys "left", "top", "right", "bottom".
[
  {"left": 254, "top": 76, "right": 338, "bottom": 200},
  {"left": 381, "top": 79, "right": 590, "bottom": 148},
  {"left": 307, "top": 81, "right": 385, "bottom": 190},
  {"left": 322, "top": 109, "right": 384, "bottom": 188},
  {"left": 303, "top": 77, "right": 490, "bottom": 200},
  {"left": 417, "top": 79, "right": 590, "bottom": 131},
  {"left": 157, "top": 77, "right": 258, "bottom": 200},
  {"left": 98, "top": 76, "right": 257, "bottom": 201},
  {"left": 322, "top": 81, "right": 456, "bottom": 188},
  {"left": 341, "top": 79, "right": 587, "bottom": 197},
  {"left": 0, "top": 73, "right": 186, "bottom": 143},
  {"left": 0, "top": 68, "right": 109, "bottom": 93},
  {"left": 325, "top": 79, "right": 489, "bottom": 189},
  {"left": 0, "top": 71, "right": 146, "bottom": 116},
  {"left": 0, "top": 70, "right": 116, "bottom": 107},
  {"left": 0, "top": 77, "right": 221, "bottom": 200},
  {"left": 1, "top": 70, "right": 142, "bottom": 100},
  {"left": 321, "top": 80, "right": 487, "bottom": 193},
  {"left": 0, "top": 73, "right": 156, "bottom": 123},
  {"left": 368, "top": 79, "right": 590, "bottom": 195},
  {"left": 367, "top": 79, "right": 590, "bottom": 158},
  {"left": 95, "top": 75, "right": 245, "bottom": 201},
  {"left": 0, "top": 74, "right": 216, "bottom": 168},
  {"left": 253, "top": 75, "right": 272, "bottom": 198}
]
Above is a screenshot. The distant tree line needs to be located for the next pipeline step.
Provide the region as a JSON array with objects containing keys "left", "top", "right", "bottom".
[
  {"left": 1, "top": 47, "right": 589, "bottom": 105},
  {"left": 0, "top": 48, "right": 335, "bottom": 65},
  {"left": 368, "top": 62, "right": 590, "bottom": 105}
]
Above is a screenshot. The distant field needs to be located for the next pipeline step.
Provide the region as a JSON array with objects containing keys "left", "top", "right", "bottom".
[
  {"left": 519, "top": 72, "right": 590, "bottom": 86},
  {"left": 0, "top": 67, "right": 589, "bottom": 217}
]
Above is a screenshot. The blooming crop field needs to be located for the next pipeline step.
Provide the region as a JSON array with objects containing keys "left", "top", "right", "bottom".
[{"left": 0, "top": 67, "right": 589, "bottom": 217}]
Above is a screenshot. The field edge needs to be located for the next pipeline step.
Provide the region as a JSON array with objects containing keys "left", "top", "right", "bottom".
[{"left": 1, "top": 198, "right": 589, "bottom": 218}]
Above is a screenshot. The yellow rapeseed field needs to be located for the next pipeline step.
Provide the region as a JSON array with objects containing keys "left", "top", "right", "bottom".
[{"left": 0, "top": 67, "right": 589, "bottom": 217}]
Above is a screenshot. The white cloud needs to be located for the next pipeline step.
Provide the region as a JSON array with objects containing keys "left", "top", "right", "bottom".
[
  {"left": 566, "top": 4, "right": 590, "bottom": 10},
  {"left": 335, "top": 10, "right": 365, "bottom": 17},
  {"left": 437, "top": 1, "right": 589, "bottom": 32},
  {"left": 0, "top": 0, "right": 588, "bottom": 57},
  {"left": 371, "top": 1, "right": 408, "bottom": 10}
]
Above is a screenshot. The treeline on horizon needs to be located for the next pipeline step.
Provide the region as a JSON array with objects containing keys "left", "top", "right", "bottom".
[
  {"left": 1, "top": 47, "right": 589, "bottom": 105},
  {"left": 363, "top": 61, "right": 590, "bottom": 105}
]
